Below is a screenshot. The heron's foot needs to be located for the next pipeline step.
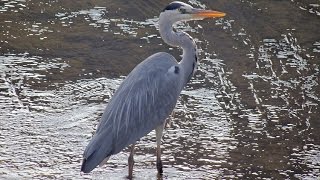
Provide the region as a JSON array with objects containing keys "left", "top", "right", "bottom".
[
  {"left": 127, "top": 174, "right": 133, "bottom": 180},
  {"left": 156, "top": 159, "right": 163, "bottom": 175}
]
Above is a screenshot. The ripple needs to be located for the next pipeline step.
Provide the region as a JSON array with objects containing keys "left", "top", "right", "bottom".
[{"left": 0, "top": 0, "right": 27, "bottom": 13}]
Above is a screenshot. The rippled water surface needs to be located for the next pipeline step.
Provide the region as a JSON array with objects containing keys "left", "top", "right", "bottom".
[{"left": 1, "top": 0, "right": 319, "bottom": 179}]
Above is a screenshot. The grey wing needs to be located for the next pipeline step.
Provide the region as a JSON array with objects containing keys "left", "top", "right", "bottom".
[{"left": 82, "top": 52, "right": 183, "bottom": 172}]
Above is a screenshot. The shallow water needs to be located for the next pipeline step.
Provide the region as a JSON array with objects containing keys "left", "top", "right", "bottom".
[{"left": 0, "top": 0, "right": 319, "bottom": 179}]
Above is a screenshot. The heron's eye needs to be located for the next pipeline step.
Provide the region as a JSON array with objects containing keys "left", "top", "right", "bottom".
[{"left": 178, "top": 8, "right": 187, "bottom": 14}]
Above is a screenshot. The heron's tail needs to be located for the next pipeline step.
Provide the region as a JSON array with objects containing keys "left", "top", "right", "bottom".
[{"left": 81, "top": 129, "right": 113, "bottom": 173}]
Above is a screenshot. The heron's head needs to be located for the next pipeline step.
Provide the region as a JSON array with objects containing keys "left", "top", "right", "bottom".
[{"left": 160, "top": 1, "right": 226, "bottom": 24}]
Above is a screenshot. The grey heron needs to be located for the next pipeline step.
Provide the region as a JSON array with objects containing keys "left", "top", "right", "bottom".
[{"left": 81, "top": 1, "right": 225, "bottom": 178}]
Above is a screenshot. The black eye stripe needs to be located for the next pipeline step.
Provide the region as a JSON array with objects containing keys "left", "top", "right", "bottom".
[{"left": 162, "top": 2, "right": 183, "bottom": 12}]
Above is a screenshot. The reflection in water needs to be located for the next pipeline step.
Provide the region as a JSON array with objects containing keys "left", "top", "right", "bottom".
[{"left": 0, "top": 0, "right": 319, "bottom": 179}]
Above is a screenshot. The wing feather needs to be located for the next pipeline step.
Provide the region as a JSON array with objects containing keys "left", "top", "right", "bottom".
[{"left": 101, "top": 53, "right": 183, "bottom": 154}]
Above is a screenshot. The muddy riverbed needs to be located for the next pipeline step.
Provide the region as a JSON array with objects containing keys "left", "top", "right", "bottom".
[{"left": 0, "top": 0, "right": 319, "bottom": 179}]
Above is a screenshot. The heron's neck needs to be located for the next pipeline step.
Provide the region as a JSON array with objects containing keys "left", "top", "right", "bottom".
[{"left": 159, "top": 21, "right": 198, "bottom": 85}]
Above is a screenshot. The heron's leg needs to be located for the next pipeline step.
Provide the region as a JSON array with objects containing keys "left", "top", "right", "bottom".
[
  {"left": 155, "top": 124, "right": 164, "bottom": 175},
  {"left": 128, "top": 143, "right": 135, "bottom": 179},
  {"left": 165, "top": 111, "right": 174, "bottom": 128}
]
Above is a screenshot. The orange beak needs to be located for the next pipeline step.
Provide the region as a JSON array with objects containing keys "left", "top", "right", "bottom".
[{"left": 192, "top": 9, "right": 226, "bottom": 19}]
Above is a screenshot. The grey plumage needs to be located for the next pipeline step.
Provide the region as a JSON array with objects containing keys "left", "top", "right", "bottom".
[
  {"left": 81, "top": 53, "right": 183, "bottom": 173},
  {"left": 81, "top": 1, "right": 226, "bottom": 176}
]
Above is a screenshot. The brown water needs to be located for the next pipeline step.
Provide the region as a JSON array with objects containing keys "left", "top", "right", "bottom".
[{"left": 0, "top": 0, "right": 319, "bottom": 179}]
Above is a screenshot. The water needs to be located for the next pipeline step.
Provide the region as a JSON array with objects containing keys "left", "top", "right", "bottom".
[{"left": 0, "top": 0, "right": 319, "bottom": 179}]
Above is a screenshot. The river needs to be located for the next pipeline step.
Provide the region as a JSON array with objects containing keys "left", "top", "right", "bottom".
[{"left": 0, "top": 0, "right": 319, "bottom": 179}]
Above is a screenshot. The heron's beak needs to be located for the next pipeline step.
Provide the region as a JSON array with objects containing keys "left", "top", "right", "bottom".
[{"left": 191, "top": 9, "right": 226, "bottom": 19}]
